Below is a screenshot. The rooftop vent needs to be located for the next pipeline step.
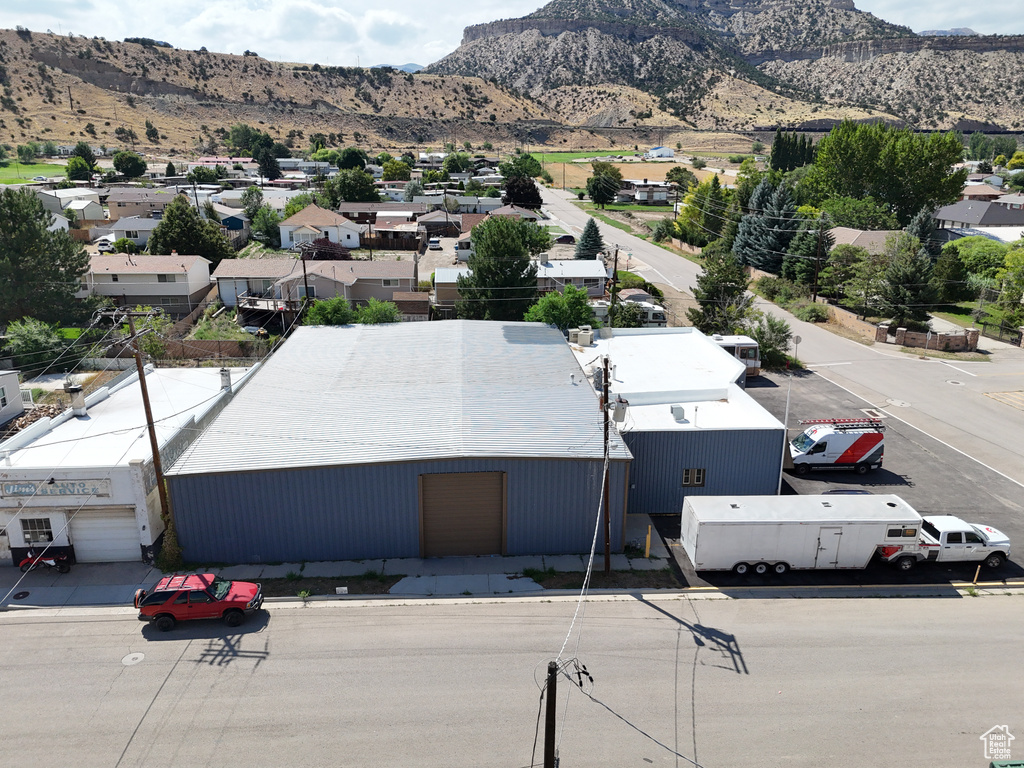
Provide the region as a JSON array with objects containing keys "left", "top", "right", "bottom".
[
  {"left": 66, "top": 384, "right": 87, "bottom": 417},
  {"left": 670, "top": 404, "right": 685, "bottom": 421}
]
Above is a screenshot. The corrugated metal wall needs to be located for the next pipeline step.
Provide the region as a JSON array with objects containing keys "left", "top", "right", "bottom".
[
  {"left": 623, "top": 429, "right": 784, "bottom": 515},
  {"left": 168, "top": 457, "right": 629, "bottom": 563}
]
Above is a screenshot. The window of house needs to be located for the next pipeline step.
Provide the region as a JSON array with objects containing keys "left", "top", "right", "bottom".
[
  {"left": 681, "top": 468, "right": 706, "bottom": 487},
  {"left": 111, "top": 275, "right": 119, "bottom": 282},
  {"left": 157, "top": 274, "right": 177, "bottom": 283},
  {"left": 0, "top": 386, "right": 6, "bottom": 408},
  {"left": 22, "top": 518, "right": 53, "bottom": 544},
  {"left": 126, "top": 231, "right": 139, "bottom": 239},
  {"left": 298, "top": 285, "right": 316, "bottom": 299},
  {"left": 583, "top": 278, "right": 600, "bottom": 288},
  {"left": 117, "top": 202, "right": 126, "bottom": 207},
  {"left": 382, "top": 279, "right": 399, "bottom": 287},
  {"left": 159, "top": 298, "right": 174, "bottom": 306}
]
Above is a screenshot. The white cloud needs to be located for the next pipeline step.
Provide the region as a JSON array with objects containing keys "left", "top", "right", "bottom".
[{"left": 4, "top": 0, "right": 1022, "bottom": 66}]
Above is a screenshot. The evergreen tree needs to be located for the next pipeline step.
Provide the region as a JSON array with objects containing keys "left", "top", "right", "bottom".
[
  {"left": 0, "top": 188, "right": 91, "bottom": 326},
  {"left": 147, "top": 195, "right": 234, "bottom": 266},
  {"left": 575, "top": 218, "right": 605, "bottom": 259},
  {"left": 769, "top": 128, "right": 786, "bottom": 172},
  {"left": 456, "top": 217, "right": 539, "bottom": 321},
  {"left": 403, "top": 180, "right": 424, "bottom": 202},
  {"left": 716, "top": 199, "right": 742, "bottom": 252},
  {"left": 254, "top": 147, "right": 281, "bottom": 180},
  {"left": 878, "top": 234, "right": 936, "bottom": 327},
  {"left": 165, "top": 161, "right": 176, "bottom": 177},
  {"left": 699, "top": 175, "right": 725, "bottom": 239},
  {"left": 758, "top": 184, "right": 799, "bottom": 273},
  {"left": 905, "top": 207, "right": 940, "bottom": 259},
  {"left": 733, "top": 177, "right": 775, "bottom": 266},
  {"left": 783, "top": 220, "right": 834, "bottom": 285},
  {"left": 686, "top": 250, "right": 754, "bottom": 334},
  {"left": 932, "top": 248, "right": 975, "bottom": 303},
  {"left": 503, "top": 176, "right": 543, "bottom": 209}
]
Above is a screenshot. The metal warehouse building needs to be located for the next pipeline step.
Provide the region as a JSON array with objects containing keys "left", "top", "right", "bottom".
[
  {"left": 165, "top": 321, "right": 631, "bottom": 564},
  {"left": 570, "top": 328, "right": 786, "bottom": 515}
]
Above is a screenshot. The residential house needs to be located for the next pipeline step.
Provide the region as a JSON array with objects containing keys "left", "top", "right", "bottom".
[
  {"left": 413, "top": 195, "right": 504, "bottom": 214},
  {"left": 213, "top": 187, "right": 306, "bottom": 213},
  {"left": 36, "top": 188, "right": 101, "bottom": 217},
  {"left": 0, "top": 370, "right": 25, "bottom": 428},
  {"left": 78, "top": 254, "right": 213, "bottom": 317},
  {"left": 391, "top": 292, "right": 430, "bottom": 321},
  {"left": 47, "top": 213, "right": 70, "bottom": 234},
  {"left": 995, "top": 192, "right": 1024, "bottom": 210},
  {"left": 335, "top": 201, "right": 429, "bottom": 224},
  {"left": 64, "top": 198, "right": 104, "bottom": 223},
  {"left": 618, "top": 179, "right": 671, "bottom": 205},
  {"left": 370, "top": 216, "right": 423, "bottom": 249},
  {"left": 212, "top": 258, "right": 415, "bottom": 315},
  {"left": 109, "top": 216, "right": 162, "bottom": 249},
  {"left": 828, "top": 227, "right": 902, "bottom": 255},
  {"left": 279, "top": 204, "right": 362, "bottom": 250},
  {"left": 536, "top": 258, "right": 609, "bottom": 297},
  {"left": 278, "top": 158, "right": 331, "bottom": 176},
  {"left": 488, "top": 204, "right": 543, "bottom": 220},
  {"left": 961, "top": 184, "right": 1004, "bottom": 202},
  {"left": 107, "top": 188, "right": 177, "bottom": 221},
  {"left": 934, "top": 200, "right": 1024, "bottom": 229},
  {"left": 432, "top": 266, "right": 471, "bottom": 311}
]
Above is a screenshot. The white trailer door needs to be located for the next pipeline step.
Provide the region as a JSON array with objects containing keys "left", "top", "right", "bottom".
[{"left": 815, "top": 526, "right": 843, "bottom": 568}]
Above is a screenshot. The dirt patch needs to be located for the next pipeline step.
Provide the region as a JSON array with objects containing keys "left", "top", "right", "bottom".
[
  {"left": 527, "top": 567, "right": 681, "bottom": 590},
  {"left": 261, "top": 574, "right": 405, "bottom": 597},
  {"left": 654, "top": 283, "right": 697, "bottom": 327}
]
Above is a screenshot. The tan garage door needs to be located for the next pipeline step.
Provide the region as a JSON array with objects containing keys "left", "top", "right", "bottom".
[
  {"left": 69, "top": 507, "right": 140, "bottom": 563},
  {"left": 420, "top": 472, "right": 505, "bottom": 557}
]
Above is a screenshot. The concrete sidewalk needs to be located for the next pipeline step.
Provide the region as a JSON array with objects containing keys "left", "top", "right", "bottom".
[{"left": 0, "top": 515, "right": 670, "bottom": 609}]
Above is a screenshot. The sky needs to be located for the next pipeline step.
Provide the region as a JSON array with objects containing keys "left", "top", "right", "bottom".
[{"left": 2, "top": 0, "right": 1021, "bottom": 69}]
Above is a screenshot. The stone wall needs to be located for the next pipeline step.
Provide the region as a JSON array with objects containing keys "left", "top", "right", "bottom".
[
  {"left": 887, "top": 326, "right": 980, "bottom": 352},
  {"left": 818, "top": 300, "right": 877, "bottom": 341}
]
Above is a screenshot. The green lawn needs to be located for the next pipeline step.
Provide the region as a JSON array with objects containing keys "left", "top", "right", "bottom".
[
  {"left": 931, "top": 301, "right": 1006, "bottom": 329},
  {"left": 533, "top": 151, "right": 620, "bottom": 164},
  {"left": 0, "top": 162, "right": 65, "bottom": 184},
  {"left": 578, "top": 202, "right": 675, "bottom": 213},
  {"left": 545, "top": 225, "right": 567, "bottom": 235}
]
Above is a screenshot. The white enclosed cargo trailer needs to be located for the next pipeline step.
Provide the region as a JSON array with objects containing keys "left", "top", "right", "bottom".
[{"left": 680, "top": 494, "right": 922, "bottom": 575}]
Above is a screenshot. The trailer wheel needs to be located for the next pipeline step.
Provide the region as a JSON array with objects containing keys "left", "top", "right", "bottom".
[
  {"left": 982, "top": 552, "right": 1005, "bottom": 569},
  {"left": 795, "top": 463, "right": 810, "bottom": 476},
  {"left": 772, "top": 562, "right": 790, "bottom": 575},
  {"left": 754, "top": 562, "right": 769, "bottom": 575},
  {"left": 733, "top": 562, "right": 750, "bottom": 576},
  {"left": 855, "top": 463, "right": 870, "bottom": 475},
  {"left": 895, "top": 556, "right": 916, "bottom": 572}
]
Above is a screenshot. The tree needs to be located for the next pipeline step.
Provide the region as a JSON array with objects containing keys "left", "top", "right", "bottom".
[
  {"left": 820, "top": 243, "right": 868, "bottom": 300},
  {"left": 686, "top": 250, "right": 754, "bottom": 334},
  {"left": 241, "top": 186, "right": 264, "bottom": 220},
  {"left": 1007, "top": 151, "right": 1024, "bottom": 170},
  {"left": 877, "top": 234, "right": 936, "bottom": 327},
  {"left": 382, "top": 160, "right": 411, "bottom": 181},
  {"left": 145, "top": 120, "right": 159, "bottom": 143},
  {"left": 251, "top": 205, "right": 281, "bottom": 248},
  {"left": 456, "top": 216, "right": 539, "bottom": 321},
  {"left": 967, "top": 132, "right": 994, "bottom": 161},
  {"left": 147, "top": 195, "right": 234, "bottom": 266},
  {"left": 992, "top": 136, "right": 1018, "bottom": 161},
  {"left": 905, "top": 207, "right": 940, "bottom": 259},
  {"left": 499, "top": 153, "right": 542, "bottom": 179},
  {"left": 818, "top": 196, "right": 898, "bottom": 230},
  {"left": 254, "top": 147, "right": 281, "bottom": 180},
  {"left": 996, "top": 246, "right": 1024, "bottom": 327},
  {"left": 165, "top": 161, "right": 176, "bottom": 177},
  {"left": 323, "top": 169, "right": 379, "bottom": 205},
  {"left": 605, "top": 301, "right": 645, "bottom": 328},
  {"left": 2, "top": 317, "right": 69, "bottom": 376},
  {"left": 17, "top": 144, "right": 35, "bottom": 164},
  {"left": 0, "top": 188, "right": 90, "bottom": 326},
  {"left": 375, "top": 152, "right": 394, "bottom": 166},
  {"left": 113, "top": 237, "right": 138, "bottom": 254},
  {"left": 305, "top": 297, "right": 354, "bottom": 325},
  {"left": 113, "top": 151, "right": 147, "bottom": 179},
  {"left": 932, "top": 248, "right": 975, "bottom": 304},
  {"left": 946, "top": 236, "right": 1009, "bottom": 278},
  {"left": 187, "top": 166, "right": 219, "bottom": 183},
  {"left": 65, "top": 156, "right": 92, "bottom": 181},
  {"left": 355, "top": 298, "right": 402, "bottom": 324},
  {"left": 337, "top": 147, "right": 368, "bottom": 170},
  {"left": 783, "top": 219, "right": 834, "bottom": 285},
  {"left": 807, "top": 121, "right": 967, "bottom": 225},
  {"left": 751, "top": 314, "right": 793, "bottom": 368},
  {"left": 524, "top": 285, "right": 597, "bottom": 331},
  {"left": 70, "top": 141, "right": 96, "bottom": 170},
  {"left": 665, "top": 165, "right": 697, "bottom": 191},
  {"left": 442, "top": 152, "right": 473, "bottom": 174},
  {"left": 42, "top": 140, "right": 58, "bottom": 157},
  {"left": 502, "top": 176, "right": 542, "bottom": 209},
  {"left": 403, "top": 180, "right": 424, "bottom": 202}
]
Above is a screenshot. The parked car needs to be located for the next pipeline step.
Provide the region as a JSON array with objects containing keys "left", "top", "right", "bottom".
[
  {"left": 32, "top": 176, "right": 49, "bottom": 182},
  {"left": 135, "top": 573, "right": 263, "bottom": 631},
  {"left": 428, "top": 237, "right": 442, "bottom": 250},
  {"left": 555, "top": 234, "right": 576, "bottom": 245},
  {"left": 96, "top": 240, "right": 115, "bottom": 253}
]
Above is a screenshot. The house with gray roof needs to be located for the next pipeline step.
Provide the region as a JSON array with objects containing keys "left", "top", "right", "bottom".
[
  {"left": 934, "top": 200, "right": 1024, "bottom": 229},
  {"left": 109, "top": 216, "right": 162, "bottom": 248}
]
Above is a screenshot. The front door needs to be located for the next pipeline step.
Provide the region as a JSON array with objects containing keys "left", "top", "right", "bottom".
[
  {"left": 188, "top": 590, "right": 219, "bottom": 619},
  {"left": 937, "top": 531, "right": 982, "bottom": 562},
  {"left": 815, "top": 527, "right": 843, "bottom": 568}
]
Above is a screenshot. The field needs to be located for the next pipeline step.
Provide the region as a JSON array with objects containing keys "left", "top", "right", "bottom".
[{"left": 0, "top": 162, "right": 65, "bottom": 184}]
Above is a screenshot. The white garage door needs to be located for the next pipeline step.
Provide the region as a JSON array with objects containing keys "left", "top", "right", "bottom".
[{"left": 69, "top": 507, "right": 141, "bottom": 562}]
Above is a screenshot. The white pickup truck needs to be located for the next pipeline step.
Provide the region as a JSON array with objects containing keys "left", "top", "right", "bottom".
[{"left": 880, "top": 515, "right": 1011, "bottom": 572}]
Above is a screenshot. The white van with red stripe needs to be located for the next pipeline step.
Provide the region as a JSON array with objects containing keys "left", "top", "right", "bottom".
[{"left": 790, "top": 418, "right": 885, "bottom": 475}]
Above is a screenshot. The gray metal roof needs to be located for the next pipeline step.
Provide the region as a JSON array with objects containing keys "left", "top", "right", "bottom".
[{"left": 167, "top": 321, "right": 630, "bottom": 476}]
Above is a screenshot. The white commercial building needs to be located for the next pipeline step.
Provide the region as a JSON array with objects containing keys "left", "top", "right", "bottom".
[{"left": 0, "top": 365, "right": 254, "bottom": 565}]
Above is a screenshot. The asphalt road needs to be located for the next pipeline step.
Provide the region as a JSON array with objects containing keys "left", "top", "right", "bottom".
[
  {"left": 2, "top": 597, "right": 1021, "bottom": 768},
  {"left": 541, "top": 187, "right": 1024, "bottom": 486}
]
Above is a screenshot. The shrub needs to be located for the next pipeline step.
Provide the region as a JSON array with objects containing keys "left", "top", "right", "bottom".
[{"left": 792, "top": 302, "right": 829, "bottom": 323}]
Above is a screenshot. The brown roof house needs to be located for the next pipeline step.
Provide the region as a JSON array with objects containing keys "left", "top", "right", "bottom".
[
  {"left": 828, "top": 227, "right": 902, "bottom": 255},
  {"left": 77, "top": 254, "right": 213, "bottom": 317},
  {"left": 280, "top": 205, "right": 363, "bottom": 251}
]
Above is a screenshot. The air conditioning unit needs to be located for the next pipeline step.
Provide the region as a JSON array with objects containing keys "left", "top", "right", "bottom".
[
  {"left": 670, "top": 404, "right": 685, "bottom": 421},
  {"left": 568, "top": 328, "right": 581, "bottom": 344},
  {"left": 578, "top": 329, "right": 593, "bottom": 346}
]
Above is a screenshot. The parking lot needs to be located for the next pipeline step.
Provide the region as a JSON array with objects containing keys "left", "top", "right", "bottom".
[{"left": 656, "top": 370, "right": 1024, "bottom": 588}]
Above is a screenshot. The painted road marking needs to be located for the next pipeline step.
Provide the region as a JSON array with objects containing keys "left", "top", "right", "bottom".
[{"left": 985, "top": 391, "right": 1024, "bottom": 411}]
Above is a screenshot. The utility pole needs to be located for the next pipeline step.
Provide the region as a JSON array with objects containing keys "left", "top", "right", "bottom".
[
  {"left": 105, "top": 310, "right": 171, "bottom": 529},
  {"left": 602, "top": 354, "right": 611, "bottom": 575},
  {"left": 544, "top": 661, "right": 558, "bottom": 768},
  {"left": 608, "top": 247, "right": 619, "bottom": 328},
  {"left": 812, "top": 226, "right": 822, "bottom": 304}
]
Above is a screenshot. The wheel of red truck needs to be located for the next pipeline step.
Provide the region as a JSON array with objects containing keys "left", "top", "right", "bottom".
[
  {"left": 733, "top": 562, "right": 750, "bottom": 576},
  {"left": 223, "top": 610, "right": 245, "bottom": 628},
  {"left": 983, "top": 552, "right": 1005, "bottom": 569},
  {"left": 155, "top": 615, "right": 176, "bottom": 632},
  {"left": 772, "top": 562, "right": 790, "bottom": 575},
  {"left": 754, "top": 562, "right": 769, "bottom": 575},
  {"left": 896, "top": 556, "right": 916, "bottom": 572},
  {"left": 795, "top": 464, "right": 809, "bottom": 476},
  {"left": 855, "top": 463, "right": 869, "bottom": 475}
]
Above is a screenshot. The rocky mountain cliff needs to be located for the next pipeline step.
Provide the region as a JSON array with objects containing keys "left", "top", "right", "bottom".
[{"left": 428, "top": 0, "right": 1024, "bottom": 130}]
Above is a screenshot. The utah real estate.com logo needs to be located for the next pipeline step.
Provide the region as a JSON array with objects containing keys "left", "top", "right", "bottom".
[{"left": 980, "top": 725, "right": 1014, "bottom": 761}]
